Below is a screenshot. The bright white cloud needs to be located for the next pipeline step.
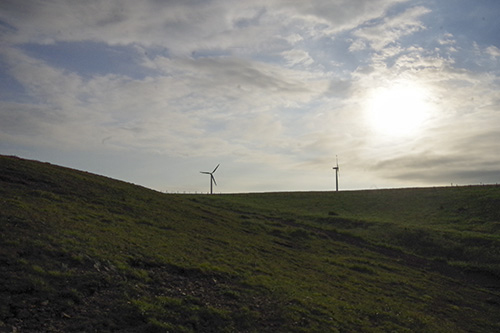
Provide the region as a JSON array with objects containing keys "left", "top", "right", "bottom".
[{"left": 486, "top": 46, "right": 500, "bottom": 60}]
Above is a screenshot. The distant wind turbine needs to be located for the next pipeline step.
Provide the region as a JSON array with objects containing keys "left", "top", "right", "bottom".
[
  {"left": 332, "top": 156, "right": 339, "bottom": 192},
  {"left": 200, "top": 164, "right": 220, "bottom": 194}
]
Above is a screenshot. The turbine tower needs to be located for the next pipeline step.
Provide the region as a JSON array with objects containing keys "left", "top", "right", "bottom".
[
  {"left": 332, "top": 156, "right": 339, "bottom": 192},
  {"left": 200, "top": 164, "right": 220, "bottom": 194}
]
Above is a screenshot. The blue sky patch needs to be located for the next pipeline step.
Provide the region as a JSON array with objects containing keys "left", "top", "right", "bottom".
[{"left": 20, "top": 41, "right": 157, "bottom": 80}]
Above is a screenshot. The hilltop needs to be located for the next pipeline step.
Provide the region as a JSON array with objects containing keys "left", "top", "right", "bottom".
[{"left": 1, "top": 155, "right": 500, "bottom": 332}]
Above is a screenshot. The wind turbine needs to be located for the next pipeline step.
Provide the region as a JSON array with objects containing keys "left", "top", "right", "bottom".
[
  {"left": 332, "top": 156, "right": 339, "bottom": 192},
  {"left": 200, "top": 164, "right": 220, "bottom": 194}
]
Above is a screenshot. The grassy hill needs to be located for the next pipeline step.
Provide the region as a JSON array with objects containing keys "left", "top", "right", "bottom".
[{"left": 1, "top": 154, "right": 500, "bottom": 332}]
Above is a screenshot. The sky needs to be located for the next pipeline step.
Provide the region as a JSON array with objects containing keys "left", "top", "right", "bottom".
[{"left": 1, "top": 0, "right": 500, "bottom": 193}]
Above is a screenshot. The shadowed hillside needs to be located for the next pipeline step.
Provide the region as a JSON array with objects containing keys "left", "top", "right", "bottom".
[{"left": 1, "top": 155, "right": 500, "bottom": 332}]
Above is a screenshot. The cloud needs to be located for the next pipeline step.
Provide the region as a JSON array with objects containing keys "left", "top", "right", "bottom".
[
  {"left": 367, "top": 81, "right": 500, "bottom": 185},
  {"left": 275, "top": 0, "right": 409, "bottom": 33},
  {"left": 374, "top": 149, "right": 500, "bottom": 185},
  {"left": 0, "top": 1, "right": 408, "bottom": 52},
  {"left": 352, "top": 6, "right": 431, "bottom": 53},
  {"left": 0, "top": 40, "right": 331, "bottom": 160},
  {"left": 334, "top": 11, "right": 500, "bottom": 187},
  {"left": 486, "top": 46, "right": 500, "bottom": 58},
  {"left": 282, "top": 49, "right": 314, "bottom": 67},
  {"left": 2, "top": 0, "right": 500, "bottom": 191}
]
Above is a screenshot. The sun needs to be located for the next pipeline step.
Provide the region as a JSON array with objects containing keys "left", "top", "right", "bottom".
[{"left": 364, "top": 82, "right": 433, "bottom": 137}]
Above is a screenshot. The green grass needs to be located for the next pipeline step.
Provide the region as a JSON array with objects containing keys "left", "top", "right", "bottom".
[{"left": 1, "top": 155, "right": 500, "bottom": 332}]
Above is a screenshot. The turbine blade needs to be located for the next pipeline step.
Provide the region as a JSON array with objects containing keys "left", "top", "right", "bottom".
[
  {"left": 200, "top": 171, "right": 210, "bottom": 174},
  {"left": 212, "top": 164, "right": 220, "bottom": 173},
  {"left": 212, "top": 175, "right": 217, "bottom": 186}
]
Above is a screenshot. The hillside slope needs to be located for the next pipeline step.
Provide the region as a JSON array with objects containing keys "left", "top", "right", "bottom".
[{"left": 1, "top": 155, "right": 500, "bottom": 332}]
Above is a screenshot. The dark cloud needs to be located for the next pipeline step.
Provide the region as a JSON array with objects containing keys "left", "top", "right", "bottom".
[
  {"left": 181, "top": 57, "right": 314, "bottom": 95},
  {"left": 375, "top": 154, "right": 462, "bottom": 170},
  {"left": 386, "top": 168, "right": 500, "bottom": 185},
  {"left": 375, "top": 151, "right": 500, "bottom": 185}
]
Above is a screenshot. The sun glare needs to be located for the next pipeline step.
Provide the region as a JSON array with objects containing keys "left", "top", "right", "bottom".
[{"left": 365, "top": 82, "right": 433, "bottom": 137}]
